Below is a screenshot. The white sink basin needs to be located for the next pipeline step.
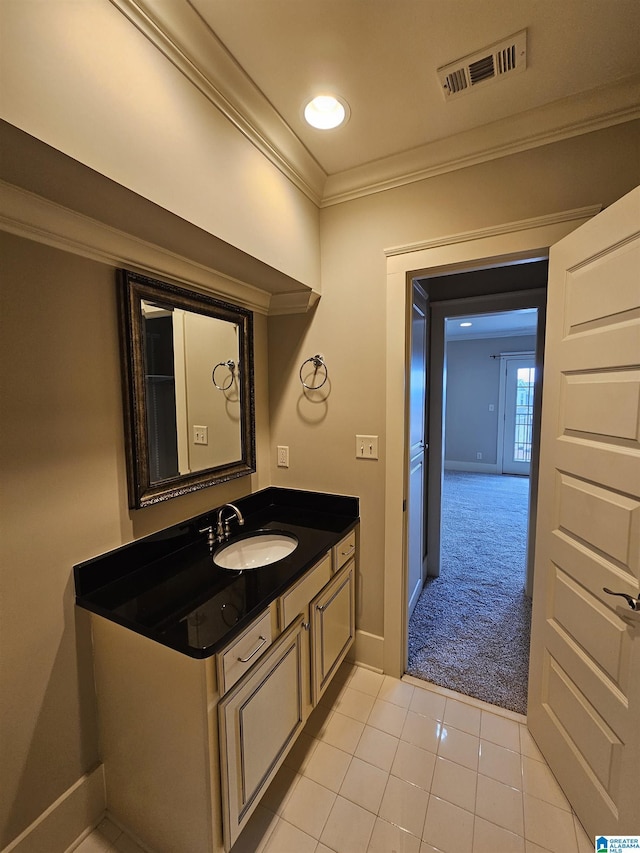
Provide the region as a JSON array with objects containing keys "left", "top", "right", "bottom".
[{"left": 213, "top": 531, "right": 298, "bottom": 571}]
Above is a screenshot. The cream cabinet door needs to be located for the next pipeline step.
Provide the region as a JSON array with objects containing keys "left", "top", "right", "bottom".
[
  {"left": 311, "top": 560, "right": 356, "bottom": 704},
  {"left": 528, "top": 186, "right": 640, "bottom": 837},
  {"left": 218, "top": 617, "right": 306, "bottom": 850}
]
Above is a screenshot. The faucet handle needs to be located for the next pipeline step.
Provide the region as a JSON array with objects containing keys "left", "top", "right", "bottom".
[{"left": 198, "top": 525, "right": 216, "bottom": 551}]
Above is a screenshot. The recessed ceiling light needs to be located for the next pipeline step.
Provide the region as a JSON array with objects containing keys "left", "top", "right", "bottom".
[
  {"left": 460, "top": 322, "right": 473, "bottom": 327},
  {"left": 303, "top": 95, "right": 349, "bottom": 129}
]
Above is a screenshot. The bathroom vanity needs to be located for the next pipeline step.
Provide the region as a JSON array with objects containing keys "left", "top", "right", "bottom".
[{"left": 74, "top": 488, "right": 358, "bottom": 852}]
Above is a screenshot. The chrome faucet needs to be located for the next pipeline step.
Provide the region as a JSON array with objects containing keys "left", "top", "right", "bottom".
[{"left": 216, "top": 503, "right": 244, "bottom": 542}]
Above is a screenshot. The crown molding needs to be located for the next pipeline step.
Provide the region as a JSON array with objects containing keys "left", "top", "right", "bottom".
[
  {"left": 109, "top": 0, "right": 327, "bottom": 205},
  {"left": 323, "top": 76, "right": 640, "bottom": 207},
  {"left": 0, "top": 181, "right": 280, "bottom": 314},
  {"left": 108, "top": 2, "right": 638, "bottom": 209}
]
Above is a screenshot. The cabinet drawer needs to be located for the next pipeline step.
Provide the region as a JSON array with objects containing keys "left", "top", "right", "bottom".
[
  {"left": 280, "top": 553, "right": 332, "bottom": 628},
  {"left": 218, "top": 617, "right": 306, "bottom": 850},
  {"left": 217, "top": 608, "right": 273, "bottom": 695},
  {"left": 333, "top": 528, "right": 357, "bottom": 572}
]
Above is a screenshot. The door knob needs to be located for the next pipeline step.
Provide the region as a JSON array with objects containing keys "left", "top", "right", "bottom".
[{"left": 603, "top": 588, "right": 640, "bottom": 611}]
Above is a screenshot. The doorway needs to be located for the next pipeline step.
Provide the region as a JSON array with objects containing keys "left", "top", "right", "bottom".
[
  {"left": 407, "top": 303, "right": 541, "bottom": 713},
  {"left": 382, "top": 204, "right": 600, "bottom": 681},
  {"left": 380, "top": 202, "right": 617, "bottom": 836},
  {"left": 408, "top": 268, "right": 548, "bottom": 595}
]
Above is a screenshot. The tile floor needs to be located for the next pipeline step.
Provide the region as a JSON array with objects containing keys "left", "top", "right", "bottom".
[{"left": 73, "top": 663, "right": 593, "bottom": 853}]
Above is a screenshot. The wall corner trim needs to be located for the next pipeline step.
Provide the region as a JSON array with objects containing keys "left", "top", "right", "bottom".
[{"left": 1, "top": 765, "right": 105, "bottom": 853}]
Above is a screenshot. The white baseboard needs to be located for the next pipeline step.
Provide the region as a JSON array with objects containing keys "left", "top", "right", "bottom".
[
  {"left": 444, "top": 460, "right": 499, "bottom": 474},
  {"left": 349, "top": 629, "right": 384, "bottom": 673},
  {"left": 2, "top": 765, "right": 105, "bottom": 853}
]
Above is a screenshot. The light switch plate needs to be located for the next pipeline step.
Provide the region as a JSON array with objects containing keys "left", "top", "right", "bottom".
[
  {"left": 194, "top": 425, "right": 208, "bottom": 445},
  {"left": 356, "top": 435, "right": 379, "bottom": 459}
]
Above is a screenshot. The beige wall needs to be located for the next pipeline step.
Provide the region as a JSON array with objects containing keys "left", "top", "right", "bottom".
[
  {"left": 0, "top": 232, "right": 271, "bottom": 847},
  {"left": 268, "top": 121, "right": 640, "bottom": 641},
  {"left": 0, "top": 0, "right": 320, "bottom": 290}
]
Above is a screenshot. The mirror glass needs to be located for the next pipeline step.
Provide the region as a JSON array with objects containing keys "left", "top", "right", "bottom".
[{"left": 119, "top": 270, "right": 255, "bottom": 508}]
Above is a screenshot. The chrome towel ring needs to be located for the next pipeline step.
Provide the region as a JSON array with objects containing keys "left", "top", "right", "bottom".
[
  {"left": 299, "top": 354, "right": 328, "bottom": 390},
  {"left": 212, "top": 359, "right": 237, "bottom": 391}
]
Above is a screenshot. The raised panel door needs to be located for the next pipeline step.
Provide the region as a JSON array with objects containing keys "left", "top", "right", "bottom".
[
  {"left": 311, "top": 561, "right": 356, "bottom": 704},
  {"left": 528, "top": 186, "right": 640, "bottom": 836}
]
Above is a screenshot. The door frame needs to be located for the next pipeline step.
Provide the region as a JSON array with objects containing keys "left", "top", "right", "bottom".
[{"left": 383, "top": 205, "right": 601, "bottom": 678}]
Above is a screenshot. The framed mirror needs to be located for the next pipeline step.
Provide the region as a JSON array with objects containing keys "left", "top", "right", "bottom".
[{"left": 118, "top": 269, "right": 255, "bottom": 508}]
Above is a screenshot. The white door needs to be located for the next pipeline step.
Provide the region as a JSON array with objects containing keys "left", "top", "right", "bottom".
[
  {"left": 502, "top": 356, "right": 535, "bottom": 475},
  {"left": 407, "top": 284, "right": 428, "bottom": 617},
  {"left": 528, "top": 186, "right": 640, "bottom": 838}
]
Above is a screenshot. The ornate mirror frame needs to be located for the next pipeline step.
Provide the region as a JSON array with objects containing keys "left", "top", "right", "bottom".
[{"left": 118, "top": 269, "right": 256, "bottom": 508}]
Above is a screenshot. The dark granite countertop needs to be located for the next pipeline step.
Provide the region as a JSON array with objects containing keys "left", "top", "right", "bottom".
[{"left": 74, "top": 488, "right": 358, "bottom": 659}]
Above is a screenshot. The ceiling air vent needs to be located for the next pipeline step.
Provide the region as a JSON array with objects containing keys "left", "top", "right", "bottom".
[{"left": 437, "top": 30, "right": 527, "bottom": 100}]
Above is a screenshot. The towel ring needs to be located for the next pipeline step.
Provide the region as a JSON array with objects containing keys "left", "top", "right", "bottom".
[
  {"left": 299, "top": 354, "right": 328, "bottom": 390},
  {"left": 212, "top": 360, "right": 237, "bottom": 391}
]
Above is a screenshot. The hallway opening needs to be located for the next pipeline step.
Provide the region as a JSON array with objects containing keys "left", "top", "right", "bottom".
[{"left": 405, "top": 267, "right": 547, "bottom": 713}]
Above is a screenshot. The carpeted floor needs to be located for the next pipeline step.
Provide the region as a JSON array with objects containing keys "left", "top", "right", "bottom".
[{"left": 407, "top": 471, "right": 532, "bottom": 715}]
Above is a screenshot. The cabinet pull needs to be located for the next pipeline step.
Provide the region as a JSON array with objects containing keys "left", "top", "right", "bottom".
[
  {"left": 340, "top": 545, "right": 355, "bottom": 558},
  {"left": 237, "top": 636, "right": 267, "bottom": 663}
]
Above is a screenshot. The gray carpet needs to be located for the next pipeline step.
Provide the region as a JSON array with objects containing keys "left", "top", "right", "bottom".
[{"left": 407, "top": 472, "right": 532, "bottom": 715}]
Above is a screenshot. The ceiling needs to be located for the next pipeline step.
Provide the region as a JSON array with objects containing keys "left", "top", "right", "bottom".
[
  {"left": 126, "top": 0, "right": 640, "bottom": 203},
  {"left": 445, "top": 309, "right": 538, "bottom": 341}
]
